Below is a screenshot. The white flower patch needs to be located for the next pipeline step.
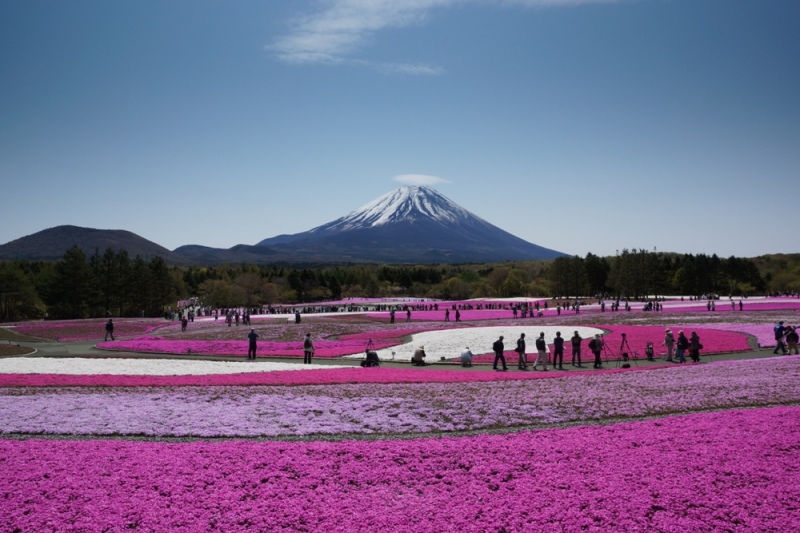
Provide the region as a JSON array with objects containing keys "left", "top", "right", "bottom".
[
  {"left": 344, "top": 325, "right": 605, "bottom": 362},
  {"left": 0, "top": 358, "right": 339, "bottom": 376}
]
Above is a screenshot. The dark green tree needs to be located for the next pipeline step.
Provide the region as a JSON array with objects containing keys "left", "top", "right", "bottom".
[
  {"left": 0, "top": 262, "right": 42, "bottom": 320},
  {"left": 43, "top": 246, "right": 94, "bottom": 319}
]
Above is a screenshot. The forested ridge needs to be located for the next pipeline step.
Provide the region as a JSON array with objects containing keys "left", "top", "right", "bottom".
[{"left": 1, "top": 246, "right": 796, "bottom": 321}]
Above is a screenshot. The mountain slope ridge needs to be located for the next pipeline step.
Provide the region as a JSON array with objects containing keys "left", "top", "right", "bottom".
[
  {"left": 256, "top": 186, "right": 564, "bottom": 262},
  {"left": 0, "top": 187, "right": 566, "bottom": 264}
]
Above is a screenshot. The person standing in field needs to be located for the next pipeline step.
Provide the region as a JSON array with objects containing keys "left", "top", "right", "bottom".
[
  {"left": 247, "top": 328, "right": 259, "bottom": 360},
  {"left": 553, "top": 331, "right": 565, "bottom": 370},
  {"left": 104, "top": 319, "right": 115, "bottom": 341},
  {"left": 492, "top": 336, "right": 508, "bottom": 371},
  {"left": 663, "top": 329, "right": 675, "bottom": 362},
  {"left": 785, "top": 326, "right": 799, "bottom": 355},
  {"left": 676, "top": 331, "right": 689, "bottom": 363},
  {"left": 689, "top": 331, "right": 701, "bottom": 363},
  {"left": 571, "top": 331, "right": 583, "bottom": 367},
  {"left": 412, "top": 345, "right": 428, "bottom": 366},
  {"left": 515, "top": 333, "right": 528, "bottom": 370},
  {"left": 303, "top": 333, "right": 314, "bottom": 364},
  {"left": 773, "top": 321, "right": 788, "bottom": 355},
  {"left": 589, "top": 334, "right": 604, "bottom": 369},
  {"left": 532, "top": 332, "right": 549, "bottom": 371}
]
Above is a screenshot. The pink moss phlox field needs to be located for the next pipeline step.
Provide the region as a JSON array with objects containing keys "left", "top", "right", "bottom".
[
  {"left": 2, "top": 406, "right": 798, "bottom": 532},
  {"left": 660, "top": 299, "right": 800, "bottom": 313},
  {"left": 95, "top": 323, "right": 750, "bottom": 360},
  {"left": 13, "top": 319, "right": 166, "bottom": 342},
  {"left": 363, "top": 297, "right": 800, "bottom": 321},
  {"left": 471, "top": 324, "right": 750, "bottom": 363},
  {"left": 575, "top": 324, "right": 750, "bottom": 356},
  {"left": 367, "top": 309, "right": 519, "bottom": 321},
  {"left": 0, "top": 363, "right": 672, "bottom": 388},
  {"left": 680, "top": 322, "right": 782, "bottom": 348},
  {"left": 3, "top": 356, "right": 799, "bottom": 437}
]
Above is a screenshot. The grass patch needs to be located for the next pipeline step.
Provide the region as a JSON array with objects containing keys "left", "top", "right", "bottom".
[
  {"left": 0, "top": 344, "right": 36, "bottom": 356},
  {"left": 0, "top": 328, "right": 44, "bottom": 343}
]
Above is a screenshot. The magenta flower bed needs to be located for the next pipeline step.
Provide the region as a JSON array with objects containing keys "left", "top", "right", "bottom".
[
  {"left": 2, "top": 406, "right": 798, "bottom": 532},
  {"left": 4, "top": 356, "right": 799, "bottom": 438},
  {"left": 660, "top": 299, "right": 800, "bottom": 313},
  {"left": 94, "top": 323, "right": 750, "bottom": 361},
  {"left": 14, "top": 319, "right": 166, "bottom": 342},
  {"left": 0, "top": 363, "right": 666, "bottom": 388},
  {"left": 471, "top": 324, "right": 751, "bottom": 363},
  {"left": 367, "top": 309, "right": 519, "bottom": 321},
  {"left": 680, "top": 322, "right": 786, "bottom": 348},
  {"left": 364, "top": 298, "right": 800, "bottom": 321},
  {"left": 589, "top": 324, "right": 751, "bottom": 356}
]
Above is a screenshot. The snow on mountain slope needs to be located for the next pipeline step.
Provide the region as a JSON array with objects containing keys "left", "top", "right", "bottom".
[
  {"left": 309, "top": 186, "right": 476, "bottom": 233},
  {"left": 254, "top": 185, "right": 566, "bottom": 262}
]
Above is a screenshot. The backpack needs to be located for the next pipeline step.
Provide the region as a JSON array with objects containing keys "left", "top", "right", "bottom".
[
  {"left": 535, "top": 338, "right": 546, "bottom": 351},
  {"left": 304, "top": 338, "right": 312, "bottom": 349},
  {"left": 588, "top": 339, "right": 597, "bottom": 351}
]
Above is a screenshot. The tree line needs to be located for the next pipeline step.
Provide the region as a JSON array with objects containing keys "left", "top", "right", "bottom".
[
  {"left": 2, "top": 246, "right": 795, "bottom": 322},
  {"left": 1, "top": 246, "right": 178, "bottom": 321}
]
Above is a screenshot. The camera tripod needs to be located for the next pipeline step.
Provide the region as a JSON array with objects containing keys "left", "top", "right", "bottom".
[
  {"left": 598, "top": 337, "right": 615, "bottom": 367},
  {"left": 616, "top": 334, "right": 636, "bottom": 367},
  {"left": 363, "top": 339, "right": 380, "bottom": 367}
]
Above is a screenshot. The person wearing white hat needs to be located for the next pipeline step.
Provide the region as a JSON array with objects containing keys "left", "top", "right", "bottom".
[{"left": 460, "top": 347, "right": 474, "bottom": 367}]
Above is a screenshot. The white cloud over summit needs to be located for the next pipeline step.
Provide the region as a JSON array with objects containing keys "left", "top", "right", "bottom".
[
  {"left": 393, "top": 174, "right": 451, "bottom": 186},
  {"left": 267, "top": 0, "right": 623, "bottom": 73}
]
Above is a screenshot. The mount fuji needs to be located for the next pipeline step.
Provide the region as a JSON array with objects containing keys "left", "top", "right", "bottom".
[
  {"left": 1, "top": 186, "right": 565, "bottom": 264},
  {"left": 254, "top": 186, "right": 565, "bottom": 263}
]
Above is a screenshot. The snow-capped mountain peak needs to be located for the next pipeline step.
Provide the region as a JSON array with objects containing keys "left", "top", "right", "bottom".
[
  {"left": 314, "top": 186, "right": 474, "bottom": 233},
  {"left": 254, "top": 185, "right": 565, "bottom": 263}
]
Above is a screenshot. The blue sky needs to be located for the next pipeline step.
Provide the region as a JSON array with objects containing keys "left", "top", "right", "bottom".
[{"left": 1, "top": 0, "right": 798, "bottom": 258}]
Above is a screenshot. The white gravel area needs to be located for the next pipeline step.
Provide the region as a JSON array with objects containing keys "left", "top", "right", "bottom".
[
  {"left": 344, "top": 325, "right": 604, "bottom": 362},
  {"left": 0, "top": 358, "right": 339, "bottom": 375}
]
